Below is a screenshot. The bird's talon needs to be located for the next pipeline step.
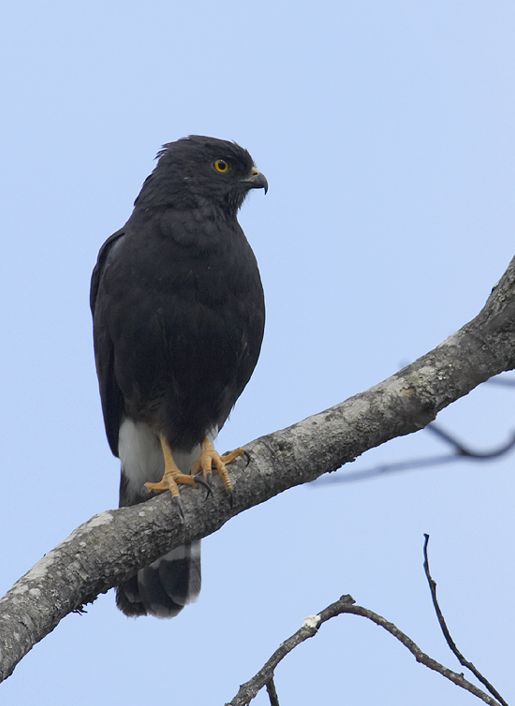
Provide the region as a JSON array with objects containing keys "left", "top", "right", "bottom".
[
  {"left": 192, "top": 438, "right": 242, "bottom": 493},
  {"left": 144, "top": 471, "right": 195, "bottom": 497},
  {"left": 172, "top": 495, "right": 185, "bottom": 519},
  {"left": 193, "top": 475, "right": 212, "bottom": 495},
  {"left": 220, "top": 447, "right": 245, "bottom": 465}
]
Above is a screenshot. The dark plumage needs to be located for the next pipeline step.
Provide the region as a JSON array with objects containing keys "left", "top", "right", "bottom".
[{"left": 91, "top": 136, "right": 266, "bottom": 617}]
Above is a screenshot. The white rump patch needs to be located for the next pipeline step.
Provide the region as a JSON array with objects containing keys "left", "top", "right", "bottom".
[
  {"left": 118, "top": 419, "right": 163, "bottom": 495},
  {"left": 118, "top": 418, "right": 219, "bottom": 497}
]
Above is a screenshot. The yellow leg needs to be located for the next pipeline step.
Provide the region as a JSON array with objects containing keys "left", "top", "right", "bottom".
[
  {"left": 192, "top": 438, "right": 245, "bottom": 491},
  {"left": 145, "top": 434, "right": 197, "bottom": 498}
]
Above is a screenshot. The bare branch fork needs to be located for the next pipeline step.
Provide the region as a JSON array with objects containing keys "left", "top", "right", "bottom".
[
  {"left": 227, "top": 598, "right": 503, "bottom": 706},
  {"left": 0, "top": 257, "right": 514, "bottom": 683},
  {"left": 226, "top": 537, "right": 508, "bottom": 706}
]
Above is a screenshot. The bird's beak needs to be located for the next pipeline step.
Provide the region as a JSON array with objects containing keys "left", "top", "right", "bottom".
[{"left": 242, "top": 167, "right": 268, "bottom": 194}]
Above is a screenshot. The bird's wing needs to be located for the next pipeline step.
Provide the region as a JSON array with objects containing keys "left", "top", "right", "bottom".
[
  {"left": 90, "top": 228, "right": 126, "bottom": 456},
  {"left": 90, "top": 228, "right": 125, "bottom": 312}
]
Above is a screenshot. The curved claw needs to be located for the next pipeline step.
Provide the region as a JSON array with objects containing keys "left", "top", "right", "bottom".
[
  {"left": 194, "top": 473, "right": 213, "bottom": 499},
  {"left": 242, "top": 450, "right": 251, "bottom": 468},
  {"left": 173, "top": 495, "right": 185, "bottom": 520}
]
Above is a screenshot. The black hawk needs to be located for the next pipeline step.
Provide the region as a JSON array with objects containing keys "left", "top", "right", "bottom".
[{"left": 90, "top": 136, "right": 266, "bottom": 617}]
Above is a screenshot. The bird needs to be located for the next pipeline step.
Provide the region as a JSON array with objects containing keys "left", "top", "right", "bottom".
[{"left": 90, "top": 135, "right": 267, "bottom": 617}]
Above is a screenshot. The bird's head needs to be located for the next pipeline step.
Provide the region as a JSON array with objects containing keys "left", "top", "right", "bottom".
[{"left": 134, "top": 135, "right": 268, "bottom": 216}]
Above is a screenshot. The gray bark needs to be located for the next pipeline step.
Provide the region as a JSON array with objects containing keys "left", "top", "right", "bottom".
[{"left": 0, "top": 257, "right": 514, "bottom": 683}]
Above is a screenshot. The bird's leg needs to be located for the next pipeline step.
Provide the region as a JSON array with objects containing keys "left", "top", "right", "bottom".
[
  {"left": 192, "top": 438, "right": 245, "bottom": 492},
  {"left": 145, "top": 434, "right": 197, "bottom": 498}
]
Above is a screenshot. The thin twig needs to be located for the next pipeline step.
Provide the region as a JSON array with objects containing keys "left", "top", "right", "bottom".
[
  {"left": 486, "top": 377, "right": 515, "bottom": 387},
  {"left": 423, "top": 535, "right": 509, "bottom": 706},
  {"left": 319, "top": 423, "right": 515, "bottom": 485},
  {"left": 265, "top": 676, "right": 280, "bottom": 706},
  {"left": 226, "top": 595, "right": 502, "bottom": 706},
  {"left": 426, "top": 423, "right": 515, "bottom": 459}
]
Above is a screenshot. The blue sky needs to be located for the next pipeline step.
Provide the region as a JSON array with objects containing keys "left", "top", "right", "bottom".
[{"left": 1, "top": 1, "right": 514, "bottom": 704}]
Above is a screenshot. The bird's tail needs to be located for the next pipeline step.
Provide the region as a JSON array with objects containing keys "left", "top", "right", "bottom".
[
  {"left": 116, "top": 418, "right": 201, "bottom": 618},
  {"left": 115, "top": 541, "right": 201, "bottom": 618}
]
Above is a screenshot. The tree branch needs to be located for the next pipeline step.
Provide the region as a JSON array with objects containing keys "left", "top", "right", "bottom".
[
  {"left": 225, "top": 595, "right": 504, "bottom": 706},
  {"left": 423, "top": 535, "right": 509, "bottom": 706},
  {"left": 319, "top": 421, "right": 515, "bottom": 484},
  {"left": 265, "top": 677, "right": 280, "bottom": 706},
  {"left": 1, "top": 257, "right": 514, "bottom": 683}
]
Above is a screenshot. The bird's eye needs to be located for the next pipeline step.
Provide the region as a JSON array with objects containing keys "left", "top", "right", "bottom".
[{"left": 214, "top": 159, "right": 230, "bottom": 173}]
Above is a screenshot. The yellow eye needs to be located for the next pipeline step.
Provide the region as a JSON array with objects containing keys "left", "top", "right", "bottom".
[{"left": 214, "top": 159, "right": 230, "bottom": 173}]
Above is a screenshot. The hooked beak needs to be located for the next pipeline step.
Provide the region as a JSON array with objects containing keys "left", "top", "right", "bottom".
[{"left": 242, "top": 166, "right": 268, "bottom": 194}]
